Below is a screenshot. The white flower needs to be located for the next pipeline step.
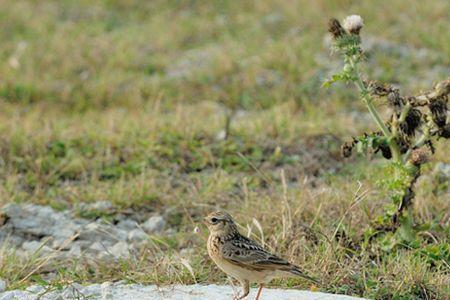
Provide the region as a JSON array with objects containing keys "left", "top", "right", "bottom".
[
  {"left": 342, "top": 15, "right": 364, "bottom": 34},
  {"left": 193, "top": 226, "right": 200, "bottom": 234}
]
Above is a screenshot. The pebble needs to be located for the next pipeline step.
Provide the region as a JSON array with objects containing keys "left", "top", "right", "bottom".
[{"left": 141, "top": 215, "right": 165, "bottom": 233}]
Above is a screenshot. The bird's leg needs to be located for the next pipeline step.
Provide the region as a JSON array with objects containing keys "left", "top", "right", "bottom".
[
  {"left": 254, "top": 284, "right": 264, "bottom": 300},
  {"left": 234, "top": 280, "right": 249, "bottom": 300}
]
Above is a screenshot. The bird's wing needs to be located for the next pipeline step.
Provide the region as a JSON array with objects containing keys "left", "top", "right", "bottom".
[{"left": 221, "top": 234, "right": 291, "bottom": 271}]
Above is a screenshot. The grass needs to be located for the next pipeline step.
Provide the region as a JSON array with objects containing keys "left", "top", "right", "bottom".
[{"left": 0, "top": 0, "right": 449, "bottom": 299}]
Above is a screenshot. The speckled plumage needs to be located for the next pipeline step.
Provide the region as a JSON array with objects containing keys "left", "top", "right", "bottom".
[{"left": 205, "top": 211, "right": 318, "bottom": 300}]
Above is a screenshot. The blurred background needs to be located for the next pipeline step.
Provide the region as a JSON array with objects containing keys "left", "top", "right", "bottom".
[{"left": 0, "top": 0, "right": 449, "bottom": 298}]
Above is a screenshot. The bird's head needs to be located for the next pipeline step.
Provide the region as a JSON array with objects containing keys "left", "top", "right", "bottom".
[{"left": 204, "top": 211, "right": 238, "bottom": 235}]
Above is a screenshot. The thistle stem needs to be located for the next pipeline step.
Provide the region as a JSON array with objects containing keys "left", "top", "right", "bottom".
[{"left": 349, "top": 58, "right": 402, "bottom": 162}]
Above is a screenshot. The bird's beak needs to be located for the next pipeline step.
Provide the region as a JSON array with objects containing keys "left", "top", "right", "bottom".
[{"left": 203, "top": 217, "right": 209, "bottom": 225}]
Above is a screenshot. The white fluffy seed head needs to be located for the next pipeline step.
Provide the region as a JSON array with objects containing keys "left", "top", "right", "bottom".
[{"left": 342, "top": 15, "right": 364, "bottom": 34}]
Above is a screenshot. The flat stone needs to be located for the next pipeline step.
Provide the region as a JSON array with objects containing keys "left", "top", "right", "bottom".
[
  {"left": 59, "top": 283, "right": 84, "bottom": 299},
  {"left": 0, "top": 284, "right": 368, "bottom": 299},
  {"left": 79, "top": 283, "right": 101, "bottom": 296},
  {"left": 0, "top": 290, "right": 30, "bottom": 300},
  {"left": 101, "top": 282, "right": 113, "bottom": 299}
]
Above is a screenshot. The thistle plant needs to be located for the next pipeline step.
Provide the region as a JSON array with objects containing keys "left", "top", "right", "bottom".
[{"left": 325, "top": 15, "right": 450, "bottom": 241}]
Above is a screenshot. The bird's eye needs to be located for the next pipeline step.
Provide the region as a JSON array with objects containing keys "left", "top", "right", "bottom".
[{"left": 210, "top": 217, "right": 218, "bottom": 223}]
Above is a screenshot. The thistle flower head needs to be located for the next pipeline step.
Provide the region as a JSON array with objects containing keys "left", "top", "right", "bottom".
[
  {"left": 387, "top": 90, "right": 404, "bottom": 109},
  {"left": 401, "top": 108, "right": 422, "bottom": 136},
  {"left": 341, "top": 140, "right": 354, "bottom": 158},
  {"left": 440, "top": 124, "right": 450, "bottom": 138},
  {"left": 328, "top": 18, "right": 346, "bottom": 39},
  {"left": 342, "top": 15, "right": 364, "bottom": 35},
  {"left": 368, "top": 81, "right": 394, "bottom": 97},
  {"left": 409, "top": 148, "right": 429, "bottom": 166},
  {"left": 428, "top": 97, "right": 448, "bottom": 128}
]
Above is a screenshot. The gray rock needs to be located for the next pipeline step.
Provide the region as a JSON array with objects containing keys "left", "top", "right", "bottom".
[
  {"left": 78, "top": 222, "right": 126, "bottom": 243},
  {"left": 0, "top": 283, "right": 369, "bottom": 299},
  {"left": 22, "top": 241, "right": 53, "bottom": 255},
  {"left": 71, "top": 240, "right": 92, "bottom": 251},
  {"left": 89, "top": 241, "right": 107, "bottom": 252},
  {"left": 0, "top": 280, "right": 6, "bottom": 293},
  {"left": 22, "top": 240, "right": 41, "bottom": 252},
  {"left": 51, "top": 236, "right": 76, "bottom": 250},
  {"left": 116, "top": 219, "right": 138, "bottom": 231},
  {"left": 25, "top": 285, "right": 45, "bottom": 294},
  {"left": 0, "top": 290, "right": 30, "bottom": 300},
  {"left": 68, "top": 243, "right": 82, "bottom": 256},
  {"left": 73, "top": 218, "right": 90, "bottom": 226},
  {"left": 0, "top": 204, "right": 147, "bottom": 261},
  {"left": 141, "top": 215, "right": 165, "bottom": 233},
  {"left": 1, "top": 204, "right": 78, "bottom": 241},
  {"left": 0, "top": 235, "right": 24, "bottom": 247},
  {"left": 78, "top": 222, "right": 106, "bottom": 241},
  {"left": 101, "top": 282, "right": 113, "bottom": 299},
  {"left": 79, "top": 283, "right": 101, "bottom": 297},
  {"left": 107, "top": 241, "right": 130, "bottom": 259},
  {"left": 127, "top": 229, "right": 147, "bottom": 242},
  {"left": 60, "top": 283, "right": 84, "bottom": 299},
  {"left": 113, "top": 228, "right": 128, "bottom": 241}
]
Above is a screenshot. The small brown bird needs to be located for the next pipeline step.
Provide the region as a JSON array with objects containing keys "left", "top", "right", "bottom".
[{"left": 205, "top": 211, "right": 318, "bottom": 300}]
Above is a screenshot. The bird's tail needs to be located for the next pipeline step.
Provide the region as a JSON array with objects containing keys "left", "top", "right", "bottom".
[{"left": 286, "top": 265, "right": 320, "bottom": 285}]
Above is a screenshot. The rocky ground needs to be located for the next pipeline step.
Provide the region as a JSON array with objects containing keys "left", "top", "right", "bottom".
[
  {"left": 0, "top": 283, "right": 367, "bottom": 300},
  {"left": 2, "top": 162, "right": 448, "bottom": 266},
  {"left": 0, "top": 201, "right": 166, "bottom": 262},
  {"left": 0, "top": 162, "right": 448, "bottom": 298}
]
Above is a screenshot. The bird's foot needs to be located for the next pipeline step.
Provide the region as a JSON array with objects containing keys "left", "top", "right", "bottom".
[{"left": 233, "top": 293, "right": 247, "bottom": 300}]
